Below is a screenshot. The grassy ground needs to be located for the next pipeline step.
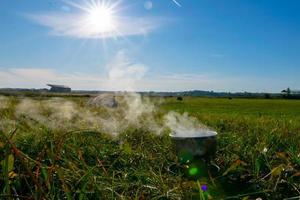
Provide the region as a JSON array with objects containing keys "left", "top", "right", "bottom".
[{"left": 0, "top": 95, "right": 299, "bottom": 199}]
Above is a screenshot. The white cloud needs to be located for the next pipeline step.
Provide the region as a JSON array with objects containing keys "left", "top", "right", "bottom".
[
  {"left": 0, "top": 51, "right": 295, "bottom": 93},
  {"left": 25, "top": 9, "right": 163, "bottom": 39},
  {"left": 0, "top": 68, "right": 101, "bottom": 89},
  {"left": 0, "top": 67, "right": 295, "bottom": 93}
]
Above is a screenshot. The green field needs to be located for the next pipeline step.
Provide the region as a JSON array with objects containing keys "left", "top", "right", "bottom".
[{"left": 0, "top": 95, "right": 299, "bottom": 199}]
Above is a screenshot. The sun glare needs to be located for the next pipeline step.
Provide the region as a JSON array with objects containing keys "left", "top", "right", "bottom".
[{"left": 85, "top": 5, "right": 116, "bottom": 35}]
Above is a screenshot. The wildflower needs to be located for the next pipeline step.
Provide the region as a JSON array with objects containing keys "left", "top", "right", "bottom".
[
  {"left": 263, "top": 147, "right": 268, "bottom": 153},
  {"left": 201, "top": 184, "right": 208, "bottom": 191},
  {"left": 8, "top": 171, "right": 18, "bottom": 179}
]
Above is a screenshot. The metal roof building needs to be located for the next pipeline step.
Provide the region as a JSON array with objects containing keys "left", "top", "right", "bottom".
[{"left": 47, "top": 84, "right": 71, "bottom": 93}]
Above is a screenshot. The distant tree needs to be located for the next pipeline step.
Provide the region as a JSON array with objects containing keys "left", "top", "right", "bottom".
[
  {"left": 287, "top": 87, "right": 291, "bottom": 97},
  {"left": 177, "top": 96, "right": 183, "bottom": 101},
  {"left": 264, "top": 93, "right": 271, "bottom": 99},
  {"left": 282, "top": 87, "right": 291, "bottom": 99}
]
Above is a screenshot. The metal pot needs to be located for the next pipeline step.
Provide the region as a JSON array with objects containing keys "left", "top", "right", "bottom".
[{"left": 170, "top": 131, "right": 217, "bottom": 163}]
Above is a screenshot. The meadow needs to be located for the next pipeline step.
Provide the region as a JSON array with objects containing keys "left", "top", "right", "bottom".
[{"left": 0, "top": 95, "right": 299, "bottom": 199}]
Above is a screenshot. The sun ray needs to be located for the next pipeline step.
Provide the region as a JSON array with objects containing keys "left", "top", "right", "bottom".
[
  {"left": 66, "top": 0, "right": 118, "bottom": 39},
  {"left": 172, "top": 0, "right": 182, "bottom": 7},
  {"left": 62, "top": 0, "right": 91, "bottom": 12},
  {"left": 28, "top": 0, "right": 160, "bottom": 42}
]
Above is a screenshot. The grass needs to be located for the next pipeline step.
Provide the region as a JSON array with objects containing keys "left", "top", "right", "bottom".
[{"left": 0, "top": 95, "right": 299, "bottom": 199}]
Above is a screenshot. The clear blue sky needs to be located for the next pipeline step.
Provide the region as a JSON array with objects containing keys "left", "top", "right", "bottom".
[{"left": 0, "top": 0, "right": 299, "bottom": 92}]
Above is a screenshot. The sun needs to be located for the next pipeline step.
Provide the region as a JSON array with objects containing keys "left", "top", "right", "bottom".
[
  {"left": 87, "top": 6, "right": 115, "bottom": 33},
  {"left": 59, "top": 0, "right": 127, "bottom": 38},
  {"left": 83, "top": 3, "right": 117, "bottom": 36}
]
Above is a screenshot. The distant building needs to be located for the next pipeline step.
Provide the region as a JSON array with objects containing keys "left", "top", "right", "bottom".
[{"left": 47, "top": 84, "right": 71, "bottom": 93}]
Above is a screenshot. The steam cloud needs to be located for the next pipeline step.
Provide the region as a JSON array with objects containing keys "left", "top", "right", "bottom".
[
  {"left": 165, "top": 112, "right": 216, "bottom": 137},
  {"left": 2, "top": 51, "right": 215, "bottom": 138},
  {"left": 0, "top": 96, "right": 9, "bottom": 109},
  {"left": 104, "top": 51, "right": 147, "bottom": 91}
]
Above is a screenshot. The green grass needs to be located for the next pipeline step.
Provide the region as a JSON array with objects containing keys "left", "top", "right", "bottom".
[
  {"left": 160, "top": 97, "right": 300, "bottom": 118},
  {"left": 0, "top": 96, "right": 299, "bottom": 199}
]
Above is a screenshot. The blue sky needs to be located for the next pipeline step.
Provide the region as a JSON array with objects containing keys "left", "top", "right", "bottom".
[{"left": 0, "top": 0, "right": 299, "bottom": 92}]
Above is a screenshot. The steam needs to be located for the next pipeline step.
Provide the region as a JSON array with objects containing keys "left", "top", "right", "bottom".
[
  {"left": 0, "top": 96, "right": 9, "bottom": 109},
  {"left": 165, "top": 112, "right": 216, "bottom": 137},
  {"left": 7, "top": 51, "right": 215, "bottom": 138},
  {"left": 123, "top": 93, "right": 154, "bottom": 122},
  {"left": 12, "top": 95, "right": 161, "bottom": 136},
  {"left": 45, "top": 98, "right": 78, "bottom": 121},
  {"left": 15, "top": 98, "right": 78, "bottom": 130},
  {"left": 11, "top": 96, "right": 214, "bottom": 137},
  {"left": 0, "top": 119, "right": 16, "bottom": 134},
  {"left": 15, "top": 99, "right": 46, "bottom": 123},
  {"left": 104, "top": 51, "right": 147, "bottom": 91},
  {"left": 0, "top": 96, "right": 15, "bottom": 133},
  {"left": 99, "top": 51, "right": 213, "bottom": 137},
  {"left": 89, "top": 50, "right": 163, "bottom": 135}
]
